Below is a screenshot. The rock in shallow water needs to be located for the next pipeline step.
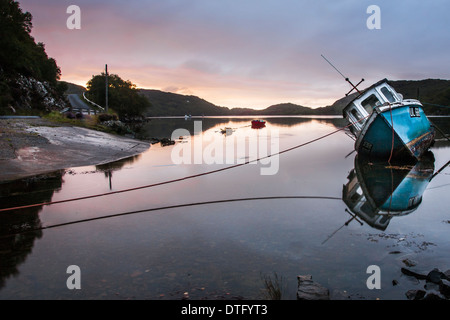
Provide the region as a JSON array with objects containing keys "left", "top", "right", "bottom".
[
  {"left": 427, "top": 268, "right": 447, "bottom": 284},
  {"left": 439, "top": 279, "right": 450, "bottom": 298},
  {"left": 402, "top": 267, "right": 450, "bottom": 300},
  {"left": 297, "top": 275, "right": 329, "bottom": 300},
  {"left": 405, "top": 289, "right": 426, "bottom": 300}
]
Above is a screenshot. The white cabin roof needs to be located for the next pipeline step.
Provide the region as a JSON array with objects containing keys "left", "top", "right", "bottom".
[{"left": 343, "top": 79, "right": 402, "bottom": 115}]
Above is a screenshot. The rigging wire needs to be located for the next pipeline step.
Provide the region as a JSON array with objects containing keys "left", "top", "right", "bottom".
[
  {"left": 429, "top": 120, "right": 450, "bottom": 143},
  {"left": 430, "top": 160, "right": 450, "bottom": 181},
  {"left": 423, "top": 102, "right": 450, "bottom": 109}
]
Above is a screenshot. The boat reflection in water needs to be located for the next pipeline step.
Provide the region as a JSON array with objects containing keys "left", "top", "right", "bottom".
[{"left": 342, "top": 152, "right": 435, "bottom": 231}]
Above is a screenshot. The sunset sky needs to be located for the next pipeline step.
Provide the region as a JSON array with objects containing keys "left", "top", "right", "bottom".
[{"left": 17, "top": 0, "right": 450, "bottom": 109}]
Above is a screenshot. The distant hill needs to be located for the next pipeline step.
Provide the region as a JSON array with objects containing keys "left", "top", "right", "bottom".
[
  {"left": 316, "top": 92, "right": 360, "bottom": 116},
  {"left": 60, "top": 81, "right": 86, "bottom": 95},
  {"left": 255, "top": 103, "right": 314, "bottom": 115},
  {"left": 138, "top": 89, "right": 230, "bottom": 116},
  {"left": 138, "top": 79, "right": 450, "bottom": 117},
  {"left": 66, "top": 78, "right": 448, "bottom": 117},
  {"left": 389, "top": 79, "right": 450, "bottom": 115},
  {"left": 138, "top": 89, "right": 321, "bottom": 116}
]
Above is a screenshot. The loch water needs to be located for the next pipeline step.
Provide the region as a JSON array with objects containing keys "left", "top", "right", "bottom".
[{"left": 0, "top": 116, "right": 449, "bottom": 300}]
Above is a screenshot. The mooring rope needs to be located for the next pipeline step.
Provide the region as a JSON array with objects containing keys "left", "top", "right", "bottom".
[
  {"left": 0, "top": 195, "right": 341, "bottom": 237},
  {"left": 430, "top": 120, "right": 450, "bottom": 143}
]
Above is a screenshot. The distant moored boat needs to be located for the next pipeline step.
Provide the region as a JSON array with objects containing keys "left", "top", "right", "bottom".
[{"left": 251, "top": 119, "right": 266, "bottom": 129}]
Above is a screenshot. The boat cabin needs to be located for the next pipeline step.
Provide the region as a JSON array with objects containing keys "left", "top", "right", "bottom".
[{"left": 343, "top": 79, "right": 403, "bottom": 135}]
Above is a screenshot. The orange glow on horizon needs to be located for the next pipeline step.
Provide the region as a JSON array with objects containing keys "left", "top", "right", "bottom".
[{"left": 61, "top": 73, "right": 336, "bottom": 110}]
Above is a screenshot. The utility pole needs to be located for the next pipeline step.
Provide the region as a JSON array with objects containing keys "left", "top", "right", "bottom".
[{"left": 105, "top": 64, "right": 109, "bottom": 112}]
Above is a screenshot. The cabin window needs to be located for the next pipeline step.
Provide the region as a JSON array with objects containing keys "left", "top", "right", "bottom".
[
  {"left": 381, "top": 87, "right": 396, "bottom": 103},
  {"left": 361, "top": 94, "right": 381, "bottom": 113},
  {"left": 351, "top": 108, "right": 363, "bottom": 121},
  {"left": 409, "top": 106, "right": 420, "bottom": 117},
  {"left": 350, "top": 191, "right": 360, "bottom": 202},
  {"left": 360, "top": 202, "right": 374, "bottom": 216},
  {"left": 408, "top": 196, "right": 421, "bottom": 207}
]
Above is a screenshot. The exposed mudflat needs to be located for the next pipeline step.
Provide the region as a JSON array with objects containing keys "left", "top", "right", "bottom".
[{"left": 0, "top": 118, "right": 150, "bottom": 182}]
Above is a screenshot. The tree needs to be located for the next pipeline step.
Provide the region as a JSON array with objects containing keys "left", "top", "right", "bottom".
[
  {"left": 86, "top": 73, "right": 151, "bottom": 120},
  {"left": 0, "top": 0, "right": 63, "bottom": 112},
  {"left": 0, "top": 0, "right": 61, "bottom": 81}
]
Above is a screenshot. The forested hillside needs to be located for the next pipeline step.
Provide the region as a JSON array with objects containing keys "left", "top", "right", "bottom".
[
  {"left": 0, "top": 0, "right": 66, "bottom": 114},
  {"left": 139, "top": 79, "right": 450, "bottom": 117}
]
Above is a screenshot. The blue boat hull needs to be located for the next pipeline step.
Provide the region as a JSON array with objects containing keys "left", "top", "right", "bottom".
[{"left": 355, "top": 104, "right": 435, "bottom": 162}]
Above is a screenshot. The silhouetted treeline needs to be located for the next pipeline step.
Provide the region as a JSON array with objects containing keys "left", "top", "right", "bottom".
[{"left": 0, "top": 0, "right": 66, "bottom": 113}]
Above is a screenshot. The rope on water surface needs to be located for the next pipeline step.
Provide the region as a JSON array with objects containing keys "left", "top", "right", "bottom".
[{"left": 0, "top": 195, "right": 341, "bottom": 237}]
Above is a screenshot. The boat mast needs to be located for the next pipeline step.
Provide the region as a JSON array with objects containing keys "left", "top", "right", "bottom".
[{"left": 321, "top": 54, "right": 364, "bottom": 96}]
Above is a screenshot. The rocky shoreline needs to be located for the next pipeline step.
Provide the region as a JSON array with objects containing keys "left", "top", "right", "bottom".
[
  {"left": 295, "top": 265, "right": 450, "bottom": 300},
  {"left": 401, "top": 267, "right": 450, "bottom": 300},
  {"left": 0, "top": 118, "right": 151, "bottom": 182}
]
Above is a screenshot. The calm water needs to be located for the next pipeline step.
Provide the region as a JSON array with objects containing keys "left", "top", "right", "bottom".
[{"left": 0, "top": 116, "right": 449, "bottom": 300}]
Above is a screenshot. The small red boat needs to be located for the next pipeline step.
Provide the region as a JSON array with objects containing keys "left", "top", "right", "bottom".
[{"left": 251, "top": 119, "right": 266, "bottom": 129}]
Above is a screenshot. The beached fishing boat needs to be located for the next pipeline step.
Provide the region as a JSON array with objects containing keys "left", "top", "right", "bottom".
[
  {"left": 343, "top": 79, "right": 435, "bottom": 162},
  {"left": 251, "top": 119, "right": 266, "bottom": 129}
]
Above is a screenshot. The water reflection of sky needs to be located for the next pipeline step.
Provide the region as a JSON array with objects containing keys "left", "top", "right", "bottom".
[{"left": 0, "top": 116, "right": 449, "bottom": 300}]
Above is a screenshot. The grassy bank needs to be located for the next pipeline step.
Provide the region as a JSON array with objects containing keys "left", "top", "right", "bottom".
[{"left": 43, "top": 111, "right": 133, "bottom": 136}]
